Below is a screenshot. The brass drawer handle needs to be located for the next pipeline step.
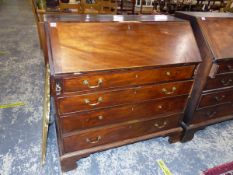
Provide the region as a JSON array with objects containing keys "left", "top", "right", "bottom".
[
  {"left": 154, "top": 121, "right": 167, "bottom": 129},
  {"left": 84, "top": 97, "right": 103, "bottom": 106},
  {"left": 221, "top": 79, "right": 232, "bottom": 86},
  {"left": 214, "top": 95, "right": 225, "bottom": 102},
  {"left": 205, "top": 111, "right": 217, "bottom": 118},
  {"left": 227, "top": 65, "right": 233, "bottom": 71},
  {"left": 83, "top": 78, "right": 103, "bottom": 89},
  {"left": 161, "top": 87, "right": 177, "bottom": 95},
  {"left": 86, "top": 136, "right": 101, "bottom": 144}
]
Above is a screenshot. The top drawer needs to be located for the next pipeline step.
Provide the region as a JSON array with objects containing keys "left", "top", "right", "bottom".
[
  {"left": 56, "top": 65, "right": 195, "bottom": 94},
  {"left": 217, "top": 60, "right": 233, "bottom": 74},
  {"left": 204, "top": 73, "right": 233, "bottom": 91}
]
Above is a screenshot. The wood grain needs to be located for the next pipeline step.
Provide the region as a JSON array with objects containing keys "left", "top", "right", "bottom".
[
  {"left": 62, "top": 114, "right": 181, "bottom": 153},
  {"left": 192, "top": 103, "right": 233, "bottom": 124},
  {"left": 175, "top": 12, "right": 233, "bottom": 142},
  {"left": 217, "top": 59, "right": 233, "bottom": 74},
  {"left": 204, "top": 73, "right": 233, "bottom": 90},
  {"left": 198, "top": 88, "right": 233, "bottom": 108},
  {"left": 48, "top": 22, "right": 201, "bottom": 74},
  {"left": 57, "top": 80, "right": 193, "bottom": 114},
  {"left": 60, "top": 95, "right": 188, "bottom": 133},
  {"left": 45, "top": 15, "right": 201, "bottom": 171},
  {"left": 60, "top": 65, "right": 195, "bottom": 94},
  {"left": 199, "top": 18, "right": 233, "bottom": 60}
]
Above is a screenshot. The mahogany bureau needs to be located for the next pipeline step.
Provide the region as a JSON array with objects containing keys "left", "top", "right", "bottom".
[
  {"left": 44, "top": 15, "right": 201, "bottom": 171},
  {"left": 175, "top": 12, "right": 233, "bottom": 141}
]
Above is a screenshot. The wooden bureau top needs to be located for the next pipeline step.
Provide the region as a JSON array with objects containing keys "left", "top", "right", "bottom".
[
  {"left": 46, "top": 16, "right": 201, "bottom": 74},
  {"left": 176, "top": 12, "right": 233, "bottom": 60},
  {"left": 199, "top": 18, "right": 233, "bottom": 60},
  {"left": 44, "top": 14, "right": 184, "bottom": 22},
  {"left": 176, "top": 12, "right": 233, "bottom": 18}
]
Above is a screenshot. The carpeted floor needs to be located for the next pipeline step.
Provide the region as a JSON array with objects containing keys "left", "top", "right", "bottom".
[{"left": 0, "top": 1, "right": 233, "bottom": 175}]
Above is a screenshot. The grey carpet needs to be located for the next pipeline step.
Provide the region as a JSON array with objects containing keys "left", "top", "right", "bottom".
[{"left": 0, "top": 0, "right": 233, "bottom": 174}]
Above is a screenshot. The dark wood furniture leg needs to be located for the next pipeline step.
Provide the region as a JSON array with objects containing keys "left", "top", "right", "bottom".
[
  {"left": 60, "top": 157, "right": 78, "bottom": 172},
  {"left": 168, "top": 131, "right": 182, "bottom": 143}
]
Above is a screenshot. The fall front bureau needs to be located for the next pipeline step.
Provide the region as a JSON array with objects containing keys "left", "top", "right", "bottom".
[
  {"left": 43, "top": 15, "right": 201, "bottom": 171},
  {"left": 175, "top": 12, "right": 233, "bottom": 142}
]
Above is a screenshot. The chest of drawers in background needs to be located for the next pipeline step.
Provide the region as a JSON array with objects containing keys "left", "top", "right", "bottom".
[
  {"left": 45, "top": 15, "right": 201, "bottom": 172},
  {"left": 175, "top": 12, "right": 233, "bottom": 142}
]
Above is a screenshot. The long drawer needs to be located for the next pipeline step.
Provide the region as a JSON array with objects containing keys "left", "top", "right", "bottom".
[
  {"left": 198, "top": 88, "right": 233, "bottom": 108},
  {"left": 57, "top": 80, "right": 193, "bottom": 114},
  {"left": 217, "top": 60, "right": 233, "bottom": 74},
  {"left": 62, "top": 114, "right": 181, "bottom": 153},
  {"left": 59, "top": 65, "right": 195, "bottom": 94},
  {"left": 204, "top": 73, "right": 233, "bottom": 91},
  {"left": 60, "top": 95, "right": 188, "bottom": 133},
  {"left": 192, "top": 103, "right": 233, "bottom": 124}
]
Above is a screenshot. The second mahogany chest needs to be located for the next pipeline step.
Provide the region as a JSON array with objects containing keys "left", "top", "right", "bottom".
[{"left": 175, "top": 12, "right": 233, "bottom": 141}]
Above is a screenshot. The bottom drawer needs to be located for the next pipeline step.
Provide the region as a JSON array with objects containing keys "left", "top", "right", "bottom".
[
  {"left": 62, "top": 114, "right": 181, "bottom": 153},
  {"left": 192, "top": 103, "right": 233, "bottom": 124}
]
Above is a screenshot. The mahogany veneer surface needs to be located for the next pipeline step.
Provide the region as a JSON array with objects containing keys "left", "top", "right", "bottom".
[
  {"left": 48, "top": 21, "right": 201, "bottom": 74},
  {"left": 45, "top": 15, "right": 201, "bottom": 172},
  {"left": 199, "top": 18, "right": 233, "bottom": 60},
  {"left": 57, "top": 80, "right": 193, "bottom": 114},
  {"left": 61, "top": 65, "right": 195, "bottom": 93},
  {"left": 60, "top": 95, "right": 188, "bottom": 133},
  {"left": 175, "top": 12, "right": 233, "bottom": 142}
]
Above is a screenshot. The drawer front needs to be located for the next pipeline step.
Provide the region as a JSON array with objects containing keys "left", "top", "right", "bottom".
[
  {"left": 217, "top": 60, "right": 233, "bottom": 74},
  {"left": 62, "top": 114, "right": 181, "bottom": 153},
  {"left": 204, "top": 73, "right": 233, "bottom": 91},
  {"left": 60, "top": 65, "right": 195, "bottom": 94},
  {"left": 60, "top": 95, "right": 188, "bottom": 133},
  {"left": 198, "top": 88, "right": 233, "bottom": 108},
  {"left": 192, "top": 103, "right": 233, "bottom": 124},
  {"left": 57, "top": 80, "right": 193, "bottom": 114}
]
